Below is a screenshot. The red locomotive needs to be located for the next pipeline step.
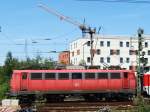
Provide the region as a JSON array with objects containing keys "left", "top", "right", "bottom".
[
  {"left": 10, "top": 69, "right": 136, "bottom": 102},
  {"left": 143, "top": 66, "right": 150, "bottom": 96}
]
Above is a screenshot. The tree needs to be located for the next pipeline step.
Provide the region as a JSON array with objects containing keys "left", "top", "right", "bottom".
[
  {"left": 0, "top": 52, "right": 55, "bottom": 99},
  {"left": 43, "top": 58, "right": 55, "bottom": 69},
  {"left": 3, "top": 51, "right": 19, "bottom": 78}
]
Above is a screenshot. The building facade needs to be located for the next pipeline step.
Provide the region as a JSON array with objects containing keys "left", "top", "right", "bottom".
[
  {"left": 70, "top": 35, "right": 150, "bottom": 70},
  {"left": 58, "top": 51, "right": 70, "bottom": 65}
]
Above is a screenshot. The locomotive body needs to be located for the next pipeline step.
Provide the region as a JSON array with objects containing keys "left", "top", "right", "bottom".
[
  {"left": 10, "top": 69, "right": 136, "bottom": 101},
  {"left": 143, "top": 71, "right": 150, "bottom": 96}
]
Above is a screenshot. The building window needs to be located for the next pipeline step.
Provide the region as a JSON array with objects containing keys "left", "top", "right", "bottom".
[
  {"left": 100, "top": 57, "right": 104, "bottom": 63},
  {"left": 145, "top": 42, "right": 148, "bottom": 48},
  {"left": 110, "top": 49, "right": 119, "bottom": 55},
  {"left": 107, "top": 57, "right": 110, "bottom": 63},
  {"left": 87, "top": 57, "right": 90, "bottom": 63},
  {"left": 120, "top": 41, "right": 123, "bottom": 47},
  {"left": 110, "top": 49, "right": 114, "bottom": 55},
  {"left": 129, "top": 50, "right": 138, "bottom": 55},
  {"left": 87, "top": 41, "right": 90, "bottom": 46},
  {"left": 116, "top": 50, "right": 120, "bottom": 55},
  {"left": 142, "top": 51, "right": 146, "bottom": 56},
  {"left": 72, "top": 52, "right": 74, "bottom": 57},
  {"left": 107, "top": 41, "right": 110, "bottom": 47},
  {"left": 120, "top": 57, "right": 123, "bottom": 63},
  {"left": 148, "top": 50, "right": 150, "bottom": 55},
  {"left": 126, "top": 58, "right": 130, "bottom": 63},
  {"left": 100, "top": 41, "right": 104, "bottom": 47},
  {"left": 97, "top": 49, "right": 100, "bottom": 55},
  {"left": 77, "top": 50, "right": 80, "bottom": 55},
  {"left": 126, "top": 42, "right": 129, "bottom": 47}
]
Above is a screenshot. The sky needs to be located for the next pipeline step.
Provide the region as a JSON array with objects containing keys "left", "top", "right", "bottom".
[{"left": 0, "top": 0, "right": 150, "bottom": 65}]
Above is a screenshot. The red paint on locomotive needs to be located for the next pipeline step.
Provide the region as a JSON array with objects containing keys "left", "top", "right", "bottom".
[{"left": 10, "top": 69, "right": 136, "bottom": 96}]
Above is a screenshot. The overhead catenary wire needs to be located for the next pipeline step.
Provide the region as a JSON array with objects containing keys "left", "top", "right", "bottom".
[
  {"left": 0, "top": 29, "right": 17, "bottom": 45},
  {"left": 76, "top": 0, "right": 150, "bottom": 4}
]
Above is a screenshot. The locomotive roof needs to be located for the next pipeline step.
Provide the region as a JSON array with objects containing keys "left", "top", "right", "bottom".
[{"left": 13, "top": 69, "right": 133, "bottom": 73}]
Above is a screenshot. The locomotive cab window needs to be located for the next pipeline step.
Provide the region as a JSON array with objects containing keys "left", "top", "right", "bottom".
[
  {"left": 58, "top": 73, "right": 69, "bottom": 80},
  {"left": 31, "top": 73, "right": 42, "bottom": 80},
  {"left": 124, "top": 72, "right": 128, "bottom": 78},
  {"left": 22, "top": 72, "right": 27, "bottom": 79},
  {"left": 110, "top": 73, "right": 120, "bottom": 79},
  {"left": 85, "top": 73, "right": 95, "bottom": 79},
  {"left": 98, "top": 73, "right": 108, "bottom": 79},
  {"left": 45, "top": 73, "right": 56, "bottom": 79},
  {"left": 72, "top": 73, "right": 82, "bottom": 79}
]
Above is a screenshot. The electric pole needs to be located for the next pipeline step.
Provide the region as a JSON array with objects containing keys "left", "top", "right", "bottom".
[
  {"left": 89, "top": 27, "right": 96, "bottom": 66},
  {"left": 25, "top": 39, "right": 28, "bottom": 60},
  {"left": 83, "top": 27, "right": 96, "bottom": 66},
  {"left": 137, "top": 28, "right": 144, "bottom": 96}
]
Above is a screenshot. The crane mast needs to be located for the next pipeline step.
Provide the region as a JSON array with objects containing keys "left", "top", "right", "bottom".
[{"left": 38, "top": 3, "right": 96, "bottom": 66}]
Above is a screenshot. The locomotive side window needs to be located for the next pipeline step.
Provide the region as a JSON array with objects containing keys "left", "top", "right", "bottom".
[
  {"left": 58, "top": 73, "right": 69, "bottom": 80},
  {"left": 31, "top": 73, "right": 42, "bottom": 80},
  {"left": 144, "top": 66, "right": 150, "bottom": 72},
  {"left": 110, "top": 73, "right": 120, "bottom": 79},
  {"left": 85, "top": 73, "right": 95, "bottom": 79},
  {"left": 45, "top": 73, "right": 56, "bottom": 79},
  {"left": 22, "top": 72, "right": 27, "bottom": 79},
  {"left": 72, "top": 73, "right": 82, "bottom": 79},
  {"left": 97, "top": 73, "right": 108, "bottom": 79}
]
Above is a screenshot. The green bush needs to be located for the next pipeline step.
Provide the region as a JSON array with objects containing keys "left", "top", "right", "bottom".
[{"left": 0, "top": 81, "right": 9, "bottom": 100}]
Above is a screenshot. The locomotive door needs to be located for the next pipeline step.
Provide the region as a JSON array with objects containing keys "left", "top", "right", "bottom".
[
  {"left": 122, "top": 72, "right": 129, "bottom": 89},
  {"left": 72, "top": 73, "right": 82, "bottom": 90},
  {"left": 21, "top": 72, "right": 28, "bottom": 91}
]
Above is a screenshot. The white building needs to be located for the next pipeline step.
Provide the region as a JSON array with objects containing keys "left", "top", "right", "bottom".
[{"left": 70, "top": 34, "right": 150, "bottom": 70}]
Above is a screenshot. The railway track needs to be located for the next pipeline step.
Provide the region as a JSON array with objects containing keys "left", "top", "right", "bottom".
[{"left": 36, "top": 101, "right": 134, "bottom": 112}]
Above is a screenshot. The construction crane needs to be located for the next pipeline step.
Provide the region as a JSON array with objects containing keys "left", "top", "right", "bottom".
[{"left": 38, "top": 3, "right": 96, "bottom": 66}]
